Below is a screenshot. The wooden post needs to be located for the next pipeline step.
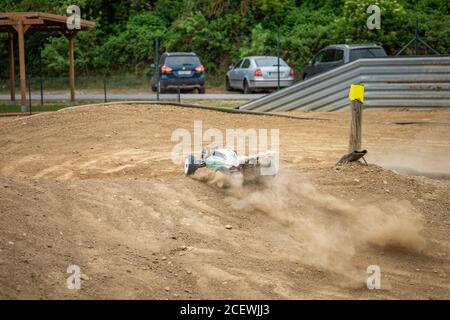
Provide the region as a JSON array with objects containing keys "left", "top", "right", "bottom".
[
  {"left": 67, "top": 32, "right": 76, "bottom": 106},
  {"left": 349, "top": 100, "right": 363, "bottom": 151},
  {"left": 348, "top": 84, "right": 365, "bottom": 151},
  {"left": 16, "top": 21, "right": 28, "bottom": 112},
  {"left": 8, "top": 32, "right": 15, "bottom": 105}
]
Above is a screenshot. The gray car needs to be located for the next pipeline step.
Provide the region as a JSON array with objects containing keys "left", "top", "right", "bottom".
[
  {"left": 226, "top": 56, "right": 295, "bottom": 93},
  {"left": 302, "top": 44, "right": 387, "bottom": 80}
]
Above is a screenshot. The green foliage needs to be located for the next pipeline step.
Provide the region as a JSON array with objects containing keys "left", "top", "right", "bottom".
[
  {"left": 101, "top": 13, "right": 167, "bottom": 74},
  {"left": 164, "top": 12, "right": 252, "bottom": 73},
  {"left": 0, "top": 0, "right": 449, "bottom": 81},
  {"left": 41, "top": 37, "right": 70, "bottom": 75},
  {"left": 239, "top": 24, "right": 272, "bottom": 57},
  {"left": 154, "top": 0, "right": 187, "bottom": 22},
  {"left": 336, "top": 0, "right": 408, "bottom": 53}
]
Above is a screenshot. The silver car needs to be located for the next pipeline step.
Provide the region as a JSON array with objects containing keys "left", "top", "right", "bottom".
[{"left": 225, "top": 56, "right": 294, "bottom": 93}]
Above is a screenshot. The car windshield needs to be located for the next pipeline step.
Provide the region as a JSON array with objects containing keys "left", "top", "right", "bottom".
[
  {"left": 255, "top": 58, "right": 288, "bottom": 67},
  {"left": 165, "top": 55, "right": 201, "bottom": 66},
  {"left": 349, "top": 48, "right": 387, "bottom": 61}
]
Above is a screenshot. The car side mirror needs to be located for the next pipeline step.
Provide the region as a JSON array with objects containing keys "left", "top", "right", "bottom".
[
  {"left": 308, "top": 60, "right": 313, "bottom": 66},
  {"left": 229, "top": 65, "right": 234, "bottom": 70}
]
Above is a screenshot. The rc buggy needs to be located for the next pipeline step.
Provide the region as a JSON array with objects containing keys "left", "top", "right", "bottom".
[{"left": 184, "top": 146, "right": 276, "bottom": 177}]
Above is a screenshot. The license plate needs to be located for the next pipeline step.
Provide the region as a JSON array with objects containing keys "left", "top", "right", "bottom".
[
  {"left": 178, "top": 71, "right": 191, "bottom": 75},
  {"left": 269, "top": 72, "right": 284, "bottom": 77}
]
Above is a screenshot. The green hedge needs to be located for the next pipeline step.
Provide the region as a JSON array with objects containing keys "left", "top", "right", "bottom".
[{"left": 0, "top": 0, "right": 449, "bottom": 83}]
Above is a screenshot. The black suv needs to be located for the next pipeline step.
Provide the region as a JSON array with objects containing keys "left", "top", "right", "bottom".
[
  {"left": 151, "top": 52, "right": 206, "bottom": 93},
  {"left": 302, "top": 44, "right": 387, "bottom": 80}
]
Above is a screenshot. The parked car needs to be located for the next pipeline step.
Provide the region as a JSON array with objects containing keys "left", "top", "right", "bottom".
[
  {"left": 225, "top": 56, "right": 295, "bottom": 94},
  {"left": 151, "top": 52, "right": 205, "bottom": 93},
  {"left": 302, "top": 44, "right": 387, "bottom": 80}
]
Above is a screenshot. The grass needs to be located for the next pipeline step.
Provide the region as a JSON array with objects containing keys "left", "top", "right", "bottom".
[
  {"left": 0, "top": 101, "right": 99, "bottom": 113},
  {"left": 0, "top": 73, "right": 229, "bottom": 94},
  {"left": 0, "top": 103, "right": 65, "bottom": 113},
  {"left": 186, "top": 99, "right": 248, "bottom": 109},
  {"left": 0, "top": 99, "right": 249, "bottom": 113}
]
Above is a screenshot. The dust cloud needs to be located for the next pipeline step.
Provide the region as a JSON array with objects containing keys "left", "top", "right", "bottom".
[
  {"left": 370, "top": 115, "right": 450, "bottom": 180},
  {"left": 203, "top": 169, "right": 426, "bottom": 279}
]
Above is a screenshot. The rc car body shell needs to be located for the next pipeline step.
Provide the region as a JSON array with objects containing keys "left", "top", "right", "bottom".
[
  {"left": 184, "top": 146, "right": 274, "bottom": 176},
  {"left": 204, "top": 148, "right": 240, "bottom": 171}
]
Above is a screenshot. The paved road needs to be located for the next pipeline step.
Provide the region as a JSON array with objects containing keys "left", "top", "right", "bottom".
[{"left": 0, "top": 92, "right": 266, "bottom": 101}]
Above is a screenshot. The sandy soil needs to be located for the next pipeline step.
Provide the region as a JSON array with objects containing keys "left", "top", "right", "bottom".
[{"left": 0, "top": 104, "right": 449, "bottom": 299}]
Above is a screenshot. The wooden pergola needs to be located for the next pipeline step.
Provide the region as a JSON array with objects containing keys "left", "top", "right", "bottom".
[{"left": 0, "top": 12, "right": 95, "bottom": 111}]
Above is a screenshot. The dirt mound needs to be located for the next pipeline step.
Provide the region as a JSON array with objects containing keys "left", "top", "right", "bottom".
[{"left": 0, "top": 104, "right": 449, "bottom": 299}]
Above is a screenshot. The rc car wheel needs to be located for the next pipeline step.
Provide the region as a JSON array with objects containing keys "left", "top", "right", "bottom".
[{"left": 184, "top": 155, "right": 197, "bottom": 176}]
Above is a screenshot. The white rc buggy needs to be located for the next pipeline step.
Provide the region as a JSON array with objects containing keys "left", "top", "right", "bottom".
[{"left": 184, "top": 145, "right": 276, "bottom": 178}]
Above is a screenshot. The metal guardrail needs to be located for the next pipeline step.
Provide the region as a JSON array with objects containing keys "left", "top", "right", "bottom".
[{"left": 239, "top": 56, "right": 450, "bottom": 112}]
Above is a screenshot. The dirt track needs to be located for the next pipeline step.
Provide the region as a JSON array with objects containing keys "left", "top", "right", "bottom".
[{"left": 0, "top": 104, "right": 449, "bottom": 299}]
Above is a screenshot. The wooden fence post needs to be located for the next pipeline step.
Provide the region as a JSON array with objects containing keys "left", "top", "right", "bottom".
[{"left": 348, "top": 84, "right": 365, "bottom": 152}]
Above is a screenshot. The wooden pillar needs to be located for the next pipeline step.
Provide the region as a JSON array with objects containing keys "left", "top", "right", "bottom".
[
  {"left": 16, "top": 22, "right": 28, "bottom": 112},
  {"left": 8, "top": 32, "right": 15, "bottom": 105},
  {"left": 67, "top": 33, "right": 76, "bottom": 106},
  {"left": 348, "top": 100, "right": 363, "bottom": 151}
]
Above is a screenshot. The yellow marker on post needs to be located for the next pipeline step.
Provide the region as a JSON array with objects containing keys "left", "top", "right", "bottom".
[
  {"left": 348, "top": 84, "right": 364, "bottom": 152},
  {"left": 348, "top": 84, "right": 365, "bottom": 103}
]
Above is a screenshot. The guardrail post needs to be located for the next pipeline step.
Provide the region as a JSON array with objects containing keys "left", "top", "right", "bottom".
[
  {"left": 276, "top": 29, "right": 280, "bottom": 90},
  {"left": 27, "top": 75, "right": 32, "bottom": 115},
  {"left": 103, "top": 76, "right": 107, "bottom": 102},
  {"left": 348, "top": 84, "right": 364, "bottom": 151},
  {"left": 39, "top": 44, "right": 44, "bottom": 106},
  {"left": 155, "top": 38, "right": 160, "bottom": 101},
  {"left": 9, "top": 32, "right": 16, "bottom": 105}
]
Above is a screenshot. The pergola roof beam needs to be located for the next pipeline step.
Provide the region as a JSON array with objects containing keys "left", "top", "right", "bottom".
[{"left": 0, "top": 12, "right": 95, "bottom": 30}]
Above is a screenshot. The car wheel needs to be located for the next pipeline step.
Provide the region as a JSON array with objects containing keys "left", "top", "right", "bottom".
[
  {"left": 243, "top": 79, "right": 252, "bottom": 94},
  {"left": 184, "top": 155, "right": 198, "bottom": 176},
  {"left": 225, "top": 77, "right": 232, "bottom": 91},
  {"left": 198, "top": 86, "right": 205, "bottom": 94},
  {"left": 151, "top": 85, "right": 157, "bottom": 92},
  {"left": 303, "top": 73, "right": 308, "bottom": 80}
]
